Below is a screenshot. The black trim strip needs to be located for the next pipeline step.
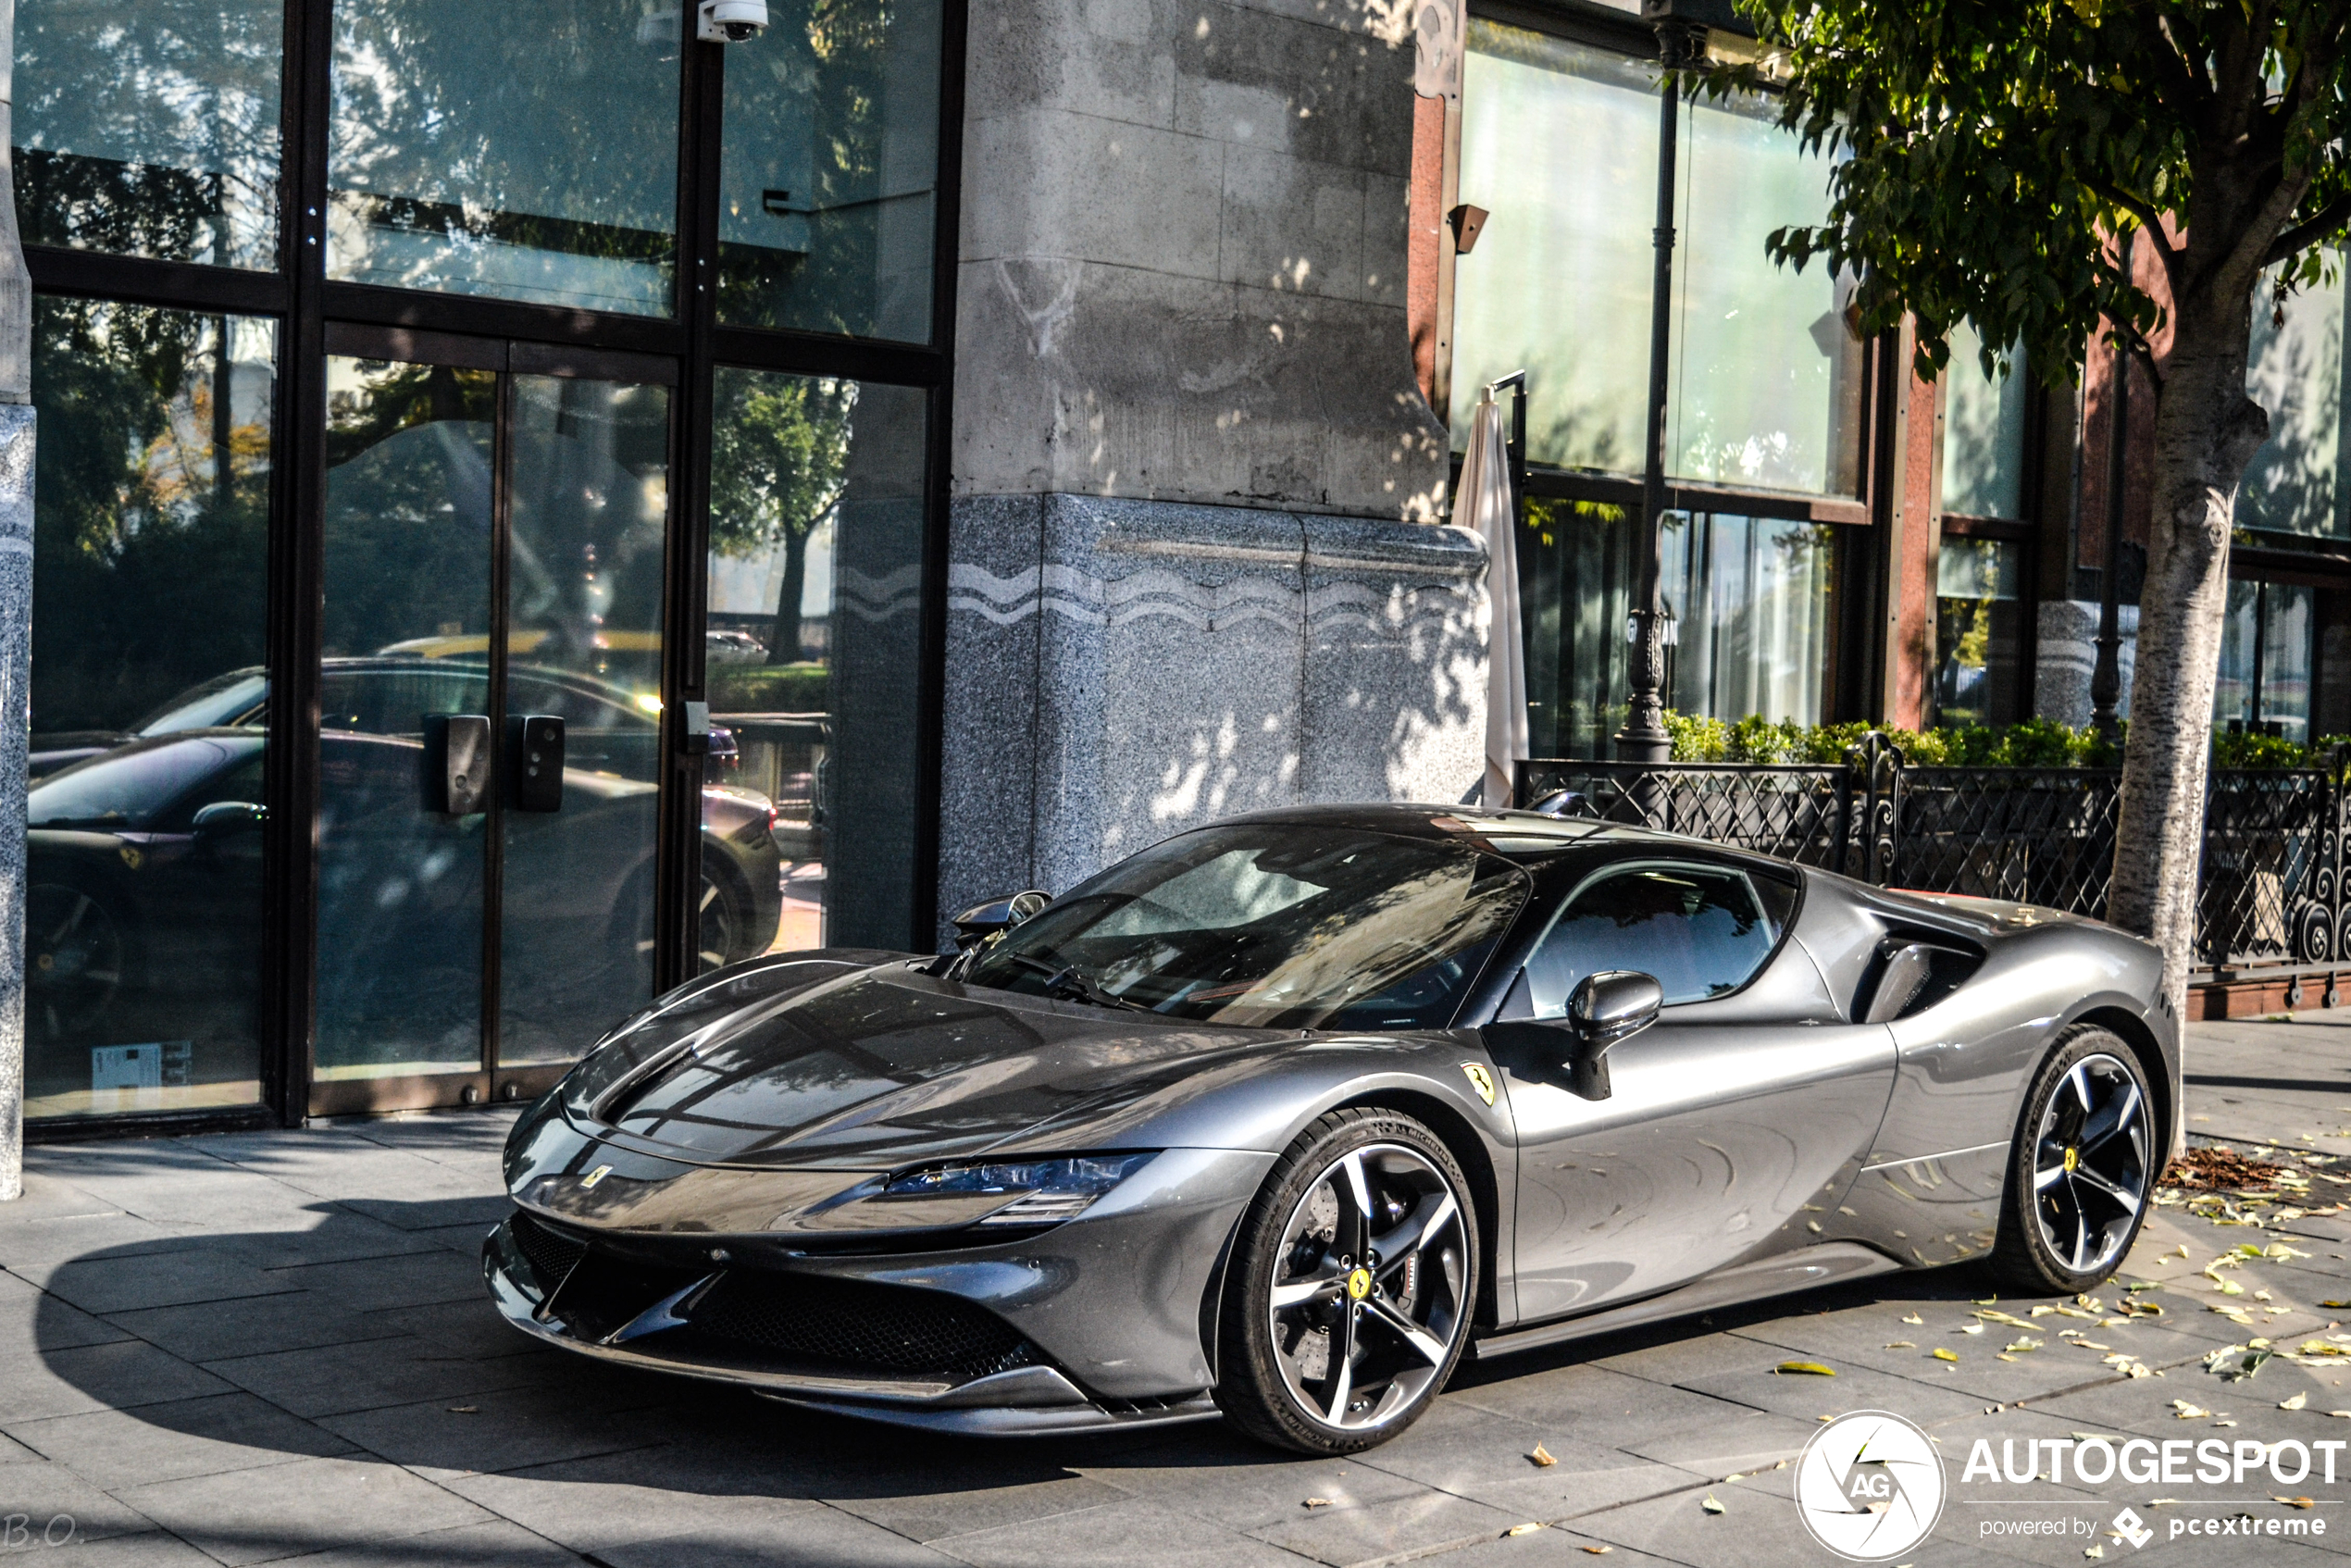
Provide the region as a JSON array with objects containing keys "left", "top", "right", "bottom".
[
  {"left": 27, "top": 245, "right": 288, "bottom": 316},
  {"left": 711, "top": 325, "right": 944, "bottom": 386}
]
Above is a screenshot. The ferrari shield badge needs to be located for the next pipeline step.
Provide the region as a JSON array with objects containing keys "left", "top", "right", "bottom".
[{"left": 1461, "top": 1062, "right": 1497, "bottom": 1106}]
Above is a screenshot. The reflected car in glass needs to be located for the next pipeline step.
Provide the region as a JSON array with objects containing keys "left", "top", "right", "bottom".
[
  {"left": 484, "top": 806, "right": 2175, "bottom": 1454},
  {"left": 28, "top": 657, "right": 741, "bottom": 783},
  {"left": 25, "top": 728, "right": 783, "bottom": 1070}
]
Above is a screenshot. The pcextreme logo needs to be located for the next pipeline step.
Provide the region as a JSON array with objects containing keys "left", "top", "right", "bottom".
[{"left": 1795, "top": 1410, "right": 1947, "bottom": 1561}]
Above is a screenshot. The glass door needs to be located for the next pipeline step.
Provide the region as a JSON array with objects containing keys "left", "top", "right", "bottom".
[{"left": 313, "top": 342, "right": 670, "bottom": 1114}]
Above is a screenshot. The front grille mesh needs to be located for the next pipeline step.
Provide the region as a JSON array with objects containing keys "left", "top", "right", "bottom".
[
  {"left": 510, "top": 1212, "right": 588, "bottom": 1289},
  {"left": 684, "top": 1271, "right": 1035, "bottom": 1380}
]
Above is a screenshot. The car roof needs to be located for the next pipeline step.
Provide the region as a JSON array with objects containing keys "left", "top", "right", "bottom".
[{"left": 1206, "top": 803, "right": 1765, "bottom": 869}]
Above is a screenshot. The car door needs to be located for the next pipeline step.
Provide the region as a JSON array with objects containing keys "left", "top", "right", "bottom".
[{"left": 1488, "top": 856, "right": 1897, "bottom": 1325}]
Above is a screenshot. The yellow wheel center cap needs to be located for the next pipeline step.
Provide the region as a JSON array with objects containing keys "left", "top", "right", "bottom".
[
  {"left": 1346, "top": 1267, "right": 1373, "bottom": 1300},
  {"left": 2063, "top": 1146, "right": 2080, "bottom": 1173}
]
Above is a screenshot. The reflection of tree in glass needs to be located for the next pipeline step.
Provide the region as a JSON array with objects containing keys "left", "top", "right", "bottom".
[
  {"left": 321, "top": 363, "right": 496, "bottom": 659},
  {"left": 716, "top": 0, "right": 939, "bottom": 338},
  {"left": 329, "top": 0, "right": 680, "bottom": 292},
  {"left": 31, "top": 298, "right": 272, "bottom": 732},
  {"left": 15, "top": 0, "right": 281, "bottom": 267},
  {"left": 2240, "top": 261, "right": 2345, "bottom": 539},
  {"left": 710, "top": 370, "right": 856, "bottom": 666}
]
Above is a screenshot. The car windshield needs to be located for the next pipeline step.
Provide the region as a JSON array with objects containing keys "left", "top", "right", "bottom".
[
  {"left": 964, "top": 824, "right": 1528, "bottom": 1029},
  {"left": 133, "top": 669, "right": 267, "bottom": 735},
  {"left": 29, "top": 735, "right": 256, "bottom": 828}
]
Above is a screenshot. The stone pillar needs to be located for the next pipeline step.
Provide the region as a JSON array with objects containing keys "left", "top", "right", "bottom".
[
  {"left": 0, "top": 0, "right": 31, "bottom": 1201},
  {"left": 939, "top": 0, "right": 1477, "bottom": 935}
]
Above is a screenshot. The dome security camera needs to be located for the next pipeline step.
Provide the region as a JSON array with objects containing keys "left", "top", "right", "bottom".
[{"left": 697, "top": 0, "right": 767, "bottom": 41}]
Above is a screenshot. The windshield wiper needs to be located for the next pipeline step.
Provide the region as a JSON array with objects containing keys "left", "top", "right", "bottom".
[{"left": 1004, "top": 952, "right": 1155, "bottom": 1014}]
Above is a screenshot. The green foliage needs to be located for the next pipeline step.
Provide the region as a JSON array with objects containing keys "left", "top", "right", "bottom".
[
  {"left": 1711, "top": 1, "right": 2351, "bottom": 383},
  {"left": 1655, "top": 712, "right": 2322, "bottom": 768},
  {"left": 708, "top": 369, "right": 856, "bottom": 666},
  {"left": 708, "top": 661, "right": 830, "bottom": 715}
]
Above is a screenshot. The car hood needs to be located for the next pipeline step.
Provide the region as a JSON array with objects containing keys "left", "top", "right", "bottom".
[{"left": 567, "top": 960, "right": 1296, "bottom": 1169}]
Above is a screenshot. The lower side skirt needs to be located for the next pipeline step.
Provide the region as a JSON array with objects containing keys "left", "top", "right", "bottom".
[{"left": 1468, "top": 1241, "right": 1904, "bottom": 1363}]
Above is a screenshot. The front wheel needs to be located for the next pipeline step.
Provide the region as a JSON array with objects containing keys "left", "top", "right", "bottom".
[
  {"left": 1990, "top": 1027, "right": 2156, "bottom": 1294},
  {"left": 1216, "top": 1108, "right": 1477, "bottom": 1454}
]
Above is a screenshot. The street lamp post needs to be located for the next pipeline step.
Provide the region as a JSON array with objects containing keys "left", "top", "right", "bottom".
[
  {"left": 2089, "top": 229, "right": 2135, "bottom": 739},
  {"left": 1616, "top": 18, "right": 1699, "bottom": 765}
]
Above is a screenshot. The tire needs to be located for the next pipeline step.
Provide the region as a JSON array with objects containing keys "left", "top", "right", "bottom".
[
  {"left": 697, "top": 856, "right": 758, "bottom": 973},
  {"left": 1216, "top": 1108, "right": 1477, "bottom": 1455},
  {"left": 1990, "top": 1027, "right": 2157, "bottom": 1294}
]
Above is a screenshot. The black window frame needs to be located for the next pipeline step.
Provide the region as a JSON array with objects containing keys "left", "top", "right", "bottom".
[{"left": 21, "top": 0, "right": 968, "bottom": 1137}]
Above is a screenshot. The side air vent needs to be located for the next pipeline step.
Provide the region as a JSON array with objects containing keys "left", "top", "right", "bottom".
[{"left": 1860, "top": 935, "right": 1982, "bottom": 1023}]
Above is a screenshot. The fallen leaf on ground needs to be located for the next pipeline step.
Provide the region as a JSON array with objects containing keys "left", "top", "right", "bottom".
[
  {"left": 2283, "top": 1393, "right": 2309, "bottom": 1411},
  {"left": 1506, "top": 1524, "right": 1543, "bottom": 1537},
  {"left": 2173, "top": 1401, "right": 2211, "bottom": 1418},
  {"left": 1961, "top": 1325, "right": 1984, "bottom": 1335},
  {"left": 446, "top": 1406, "right": 479, "bottom": 1414},
  {"left": 1885, "top": 1340, "right": 1916, "bottom": 1349},
  {"left": 1529, "top": 1445, "right": 1557, "bottom": 1468},
  {"left": 1581, "top": 1549, "right": 1612, "bottom": 1556},
  {"left": 2278, "top": 1496, "right": 2317, "bottom": 1509},
  {"left": 1900, "top": 1313, "right": 1923, "bottom": 1325},
  {"left": 1933, "top": 1349, "right": 1959, "bottom": 1362},
  {"left": 1777, "top": 1361, "right": 1836, "bottom": 1376},
  {"left": 1701, "top": 1495, "right": 1725, "bottom": 1514},
  {"left": 1303, "top": 1499, "right": 1331, "bottom": 1509}
]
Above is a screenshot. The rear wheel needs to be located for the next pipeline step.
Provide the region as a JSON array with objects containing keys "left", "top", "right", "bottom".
[
  {"left": 1991, "top": 1027, "right": 2156, "bottom": 1293},
  {"left": 1217, "top": 1108, "right": 1476, "bottom": 1454}
]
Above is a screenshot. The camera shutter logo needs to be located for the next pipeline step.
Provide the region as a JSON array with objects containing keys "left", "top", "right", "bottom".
[{"left": 1795, "top": 1410, "right": 1947, "bottom": 1561}]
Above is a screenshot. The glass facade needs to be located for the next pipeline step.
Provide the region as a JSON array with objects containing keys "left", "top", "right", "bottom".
[
  {"left": 2241, "top": 258, "right": 2349, "bottom": 539},
  {"left": 1452, "top": 25, "right": 1658, "bottom": 471},
  {"left": 1933, "top": 538, "right": 2024, "bottom": 728},
  {"left": 17, "top": 3, "right": 953, "bottom": 1124},
  {"left": 1515, "top": 497, "right": 1638, "bottom": 759},
  {"left": 24, "top": 298, "right": 275, "bottom": 1117},
  {"left": 705, "top": 370, "right": 929, "bottom": 952},
  {"left": 327, "top": 0, "right": 684, "bottom": 315},
  {"left": 718, "top": 0, "right": 942, "bottom": 341},
  {"left": 1661, "top": 513, "right": 1835, "bottom": 727},
  {"left": 1669, "top": 93, "right": 1863, "bottom": 498},
  {"left": 16, "top": 0, "right": 283, "bottom": 268},
  {"left": 1941, "top": 324, "right": 2029, "bottom": 520},
  {"left": 2216, "top": 579, "right": 2315, "bottom": 741}
]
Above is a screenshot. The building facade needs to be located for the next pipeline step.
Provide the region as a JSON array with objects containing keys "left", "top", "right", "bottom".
[{"left": 17, "top": 0, "right": 2343, "bottom": 1139}]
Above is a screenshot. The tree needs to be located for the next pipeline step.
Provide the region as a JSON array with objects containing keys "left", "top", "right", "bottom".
[
  {"left": 707, "top": 370, "right": 856, "bottom": 665},
  {"left": 1716, "top": 0, "right": 2351, "bottom": 1024}
]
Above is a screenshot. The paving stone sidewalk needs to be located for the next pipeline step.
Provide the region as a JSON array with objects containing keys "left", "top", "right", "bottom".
[{"left": 11, "top": 1018, "right": 2351, "bottom": 1567}]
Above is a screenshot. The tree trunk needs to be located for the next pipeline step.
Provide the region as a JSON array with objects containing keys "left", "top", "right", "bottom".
[
  {"left": 765, "top": 525, "right": 808, "bottom": 666},
  {"left": 2105, "top": 280, "right": 2271, "bottom": 1058}
]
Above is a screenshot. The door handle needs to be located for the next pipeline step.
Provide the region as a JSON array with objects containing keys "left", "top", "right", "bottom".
[
  {"left": 509, "top": 715, "right": 565, "bottom": 812},
  {"left": 423, "top": 714, "right": 492, "bottom": 815}
]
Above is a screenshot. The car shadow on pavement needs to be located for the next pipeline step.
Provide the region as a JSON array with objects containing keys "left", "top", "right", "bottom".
[{"left": 27, "top": 1188, "right": 2030, "bottom": 1510}]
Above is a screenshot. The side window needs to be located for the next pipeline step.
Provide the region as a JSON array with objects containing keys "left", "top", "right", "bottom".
[{"left": 1523, "top": 862, "right": 1785, "bottom": 1014}]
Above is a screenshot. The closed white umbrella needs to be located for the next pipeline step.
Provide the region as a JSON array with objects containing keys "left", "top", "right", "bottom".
[{"left": 1456, "top": 380, "right": 1527, "bottom": 811}]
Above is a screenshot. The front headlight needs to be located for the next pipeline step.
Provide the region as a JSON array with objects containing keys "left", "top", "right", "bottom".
[{"left": 881, "top": 1152, "right": 1157, "bottom": 1226}]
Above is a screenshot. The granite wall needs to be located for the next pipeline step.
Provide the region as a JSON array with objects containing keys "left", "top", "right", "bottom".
[
  {"left": 2035, "top": 599, "right": 2138, "bottom": 728},
  {"left": 938, "top": 493, "right": 1485, "bottom": 932},
  {"left": 939, "top": 0, "right": 1477, "bottom": 934}
]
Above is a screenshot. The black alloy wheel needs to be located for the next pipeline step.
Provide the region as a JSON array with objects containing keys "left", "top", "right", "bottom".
[
  {"left": 1218, "top": 1108, "right": 1476, "bottom": 1454},
  {"left": 27, "top": 882, "right": 128, "bottom": 1038},
  {"left": 1993, "top": 1027, "right": 2156, "bottom": 1292}
]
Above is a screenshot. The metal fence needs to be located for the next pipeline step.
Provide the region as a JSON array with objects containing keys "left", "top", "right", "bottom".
[{"left": 1515, "top": 739, "right": 2351, "bottom": 985}]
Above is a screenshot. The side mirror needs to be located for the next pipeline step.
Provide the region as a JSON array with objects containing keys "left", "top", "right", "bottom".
[
  {"left": 192, "top": 800, "right": 266, "bottom": 856},
  {"left": 1478, "top": 969, "right": 1661, "bottom": 1103},
  {"left": 1561, "top": 970, "right": 1662, "bottom": 1100},
  {"left": 951, "top": 890, "right": 1051, "bottom": 951}
]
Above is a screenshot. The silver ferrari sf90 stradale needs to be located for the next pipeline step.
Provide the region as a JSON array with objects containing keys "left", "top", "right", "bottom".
[{"left": 485, "top": 805, "right": 2174, "bottom": 1455}]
